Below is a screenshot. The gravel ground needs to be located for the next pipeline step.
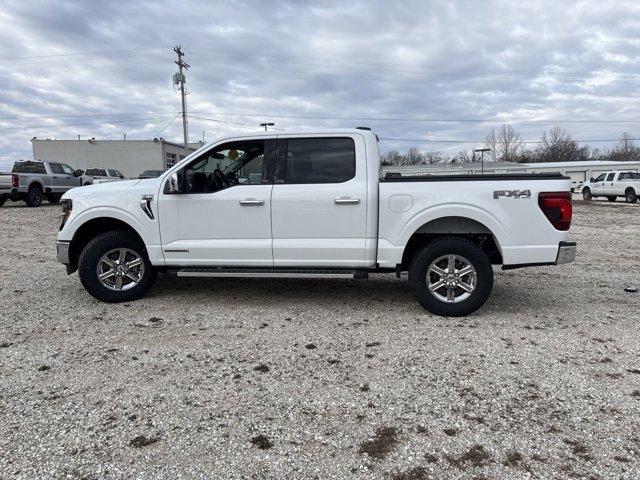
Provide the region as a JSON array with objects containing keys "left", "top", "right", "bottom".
[{"left": 1, "top": 197, "right": 639, "bottom": 480}]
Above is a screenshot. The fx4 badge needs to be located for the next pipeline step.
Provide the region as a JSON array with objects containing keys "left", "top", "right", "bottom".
[{"left": 493, "top": 189, "right": 531, "bottom": 199}]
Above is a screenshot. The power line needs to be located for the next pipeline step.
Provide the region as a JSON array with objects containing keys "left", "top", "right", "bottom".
[
  {"left": 190, "top": 115, "right": 282, "bottom": 130},
  {"left": 153, "top": 113, "right": 182, "bottom": 137},
  {"left": 3, "top": 110, "right": 640, "bottom": 124},
  {"left": 0, "top": 115, "right": 177, "bottom": 132},
  {"left": 2, "top": 46, "right": 168, "bottom": 61},
  {"left": 191, "top": 111, "right": 640, "bottom": 124},
  {"left": 0, "top": 112, "right": 178, "bottom": 120}
]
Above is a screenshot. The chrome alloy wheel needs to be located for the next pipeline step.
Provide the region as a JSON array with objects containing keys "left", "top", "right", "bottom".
[
  {"left": 427, "top": 254, "right": 477, "bottom": 303},
  {"left": 96, "top": 248, "right": 145, "bottom": 291}
]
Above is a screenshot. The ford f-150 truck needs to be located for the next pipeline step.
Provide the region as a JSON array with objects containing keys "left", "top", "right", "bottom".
[
  {"left": 56, "top": 129, "right": 576, "bottom": 316},
  {"left": 582, "top": 171, "right": 640, "bottom": 203},
  {"left": 5, "top": 160, "right": 92, "bottom": 207}
]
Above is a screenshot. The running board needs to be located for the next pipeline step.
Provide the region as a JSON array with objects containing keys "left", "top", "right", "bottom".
[{"left": 173, "top": 267, "right": 369, "bottom": 279}]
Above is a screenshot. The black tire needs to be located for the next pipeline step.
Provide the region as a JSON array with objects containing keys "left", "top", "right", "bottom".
[
  {"left": 607, "top": 196, "right": 617, "bottom": 202},
  {"left": 46, "top": 194, "right": 62, "bottom": 204},
  {"left": 626, "top": 189, "right": 637, "bottom": 204},
  {"left": 582, "top": 188, "right": 592, "bottom": 201},
  {"left": 25, "top": 185, "right": 43, "bottom": 207},
  {"left": 408, "top": 237, "right": 493, "bottom": 317},
  {"left": 78, "top": 230, "right": 157, "bottom": 303},
  {"left": 0, "top": 197, "right": 5, "bottom": 207}
]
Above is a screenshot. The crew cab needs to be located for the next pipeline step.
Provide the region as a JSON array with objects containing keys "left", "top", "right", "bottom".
[
  {"left": 56, "top": 130, "right": 576, "bottom": 316},
  {"left": 5, "top": 160, "right": 92, "bottom": 207},
  {"left": 582, "top": 171, "right": 640, "bottom": 203}
]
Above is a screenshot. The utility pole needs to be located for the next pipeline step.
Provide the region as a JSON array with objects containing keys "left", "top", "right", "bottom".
[
  {"left": 173, "top": 45, "right": 190, "bottom": 156},
  {"left": 260, "top": 122, "right": 274, "bottom": 131}
]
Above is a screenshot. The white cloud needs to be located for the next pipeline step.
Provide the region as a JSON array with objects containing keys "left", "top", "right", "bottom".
[{"left": 1, "top": 0, "right": 640, "bottom": 161}]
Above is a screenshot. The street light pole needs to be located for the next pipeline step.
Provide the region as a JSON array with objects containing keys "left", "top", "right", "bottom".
[
  {"left": 474, "top": 148, "right": 491, "bottom": 175},
  {"left": 259, "top": 122, "right": 275, "bottom": 132}
]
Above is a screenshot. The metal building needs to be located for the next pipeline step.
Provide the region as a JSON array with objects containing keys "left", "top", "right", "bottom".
[
  {"left": 381, "top": 160, "right": 640, "bottom": 191},
  {"left": 31, "top": 138, "right": 203, "bottom": 178}
]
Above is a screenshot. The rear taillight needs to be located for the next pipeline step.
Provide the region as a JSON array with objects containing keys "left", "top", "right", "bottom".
[
  {"left": 11, "top": 173, "right": 18, "bottom": 188},
  {"left": 538, "top": 192, "right": 572, "bottom": 231}
]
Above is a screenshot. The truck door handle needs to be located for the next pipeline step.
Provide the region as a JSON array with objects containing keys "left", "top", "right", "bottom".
[
  {"left": 239, "top": 199, "right": 264, "bottom": 206},
  {"left": 334, "top": 197, "right": 360, "bottom": 205}
]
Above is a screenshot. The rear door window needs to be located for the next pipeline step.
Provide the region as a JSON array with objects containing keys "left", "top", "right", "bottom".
[{"left": 283, "top": 137, "right": 355, "bottom": 184}]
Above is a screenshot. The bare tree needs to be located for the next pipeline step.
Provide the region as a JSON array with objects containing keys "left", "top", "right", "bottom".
[
  {"left": 484, "top": 124, "right": 524, "bottom": 162},
  {"left": 423, "top": 151, "right": 444, "bottom": 164},
  {"left": 534, "top": 126, "right": 589, "bottom": 163},
  {"left": 405, "top": 147, "right": 425, "bottom": 165},
  {"left": 608, "top": 132, "right": 640, "bottom": 162},
  {"left": 452, "top": 149, "right": 475, "bottom": 163},
  {"left": 380, "top": 150, "right": 404, "bottom": 166}
]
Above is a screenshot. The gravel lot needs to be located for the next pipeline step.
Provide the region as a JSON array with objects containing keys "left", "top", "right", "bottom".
[{"left": 1, "top": 197, "right": 639, "bottom": 479}]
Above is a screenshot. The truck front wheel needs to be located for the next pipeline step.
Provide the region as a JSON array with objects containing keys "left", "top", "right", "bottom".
[
  {"left": 582, "top": 188, "right": 592, "bottom": 201},
  {"left": 78, "top": 231, "right": 157, "bottom": 303},
  {"left": 408, "top": 237, "right": 493, "bottom": 317}
]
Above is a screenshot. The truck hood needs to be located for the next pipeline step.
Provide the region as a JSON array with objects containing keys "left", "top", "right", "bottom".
[
  {"left": 64, "top": 179, "right": 141, "bottom": 196},
  {"left": 61, "top": 178, "right": 161, "bottom": 203}
]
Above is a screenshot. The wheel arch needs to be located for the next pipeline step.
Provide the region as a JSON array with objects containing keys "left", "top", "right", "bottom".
[
  {"left": 400, "top": 214, "right": 504, "bottom": 269},
  {"left": 68, "top": 216, "right": 148, "bottom": 271},
  {"left": 28, "top": 180, "right": 44, "bottom": 191}
]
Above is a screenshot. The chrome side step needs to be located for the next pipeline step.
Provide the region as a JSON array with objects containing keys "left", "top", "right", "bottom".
[{"left": 174, "top": 267, "right": 368, "bottom": 279}]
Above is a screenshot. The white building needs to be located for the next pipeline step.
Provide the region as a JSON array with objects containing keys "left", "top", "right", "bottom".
[
  {"left": 381, "top": 160, "right": 640, "bottom": 191},
  {"left": 31, "top": 138, "right": 203, "bottom": 178}
]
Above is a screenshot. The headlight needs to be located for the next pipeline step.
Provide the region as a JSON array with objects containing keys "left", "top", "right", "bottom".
[{"left": 60, "top": 199, "right": 72, "bottom": 230}]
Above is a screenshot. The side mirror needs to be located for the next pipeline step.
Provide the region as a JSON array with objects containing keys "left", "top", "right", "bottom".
[
  {"left": 589, "top": 177, "right": 595, "bottom": 183},
  {"left": 74, "top": 169, "right": 84, "bottom": 177},
  {"left": 168, "top": 172, "right": 181, "bottom": 194}
]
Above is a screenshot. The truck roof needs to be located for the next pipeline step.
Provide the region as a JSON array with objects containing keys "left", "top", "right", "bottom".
[{"left": 212, "top": 128, "right": 378, "bottom": 140}]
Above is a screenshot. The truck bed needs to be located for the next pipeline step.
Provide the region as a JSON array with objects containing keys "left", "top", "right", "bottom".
[{"left": 376, "top": 172, "right": 572, "bottom": 269}]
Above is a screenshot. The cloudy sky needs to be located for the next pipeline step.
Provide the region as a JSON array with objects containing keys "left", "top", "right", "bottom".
[{"left": 1, "top": 0, "right": 639, "bottom": 166}]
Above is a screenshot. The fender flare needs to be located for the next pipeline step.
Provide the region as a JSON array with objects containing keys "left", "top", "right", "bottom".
[
  {"left": 28, "top": 179, "right": 45, "bottom": 191},
  {"left": 66, "top": 206, "right": 153, "bottom": 246},
  {"left": 398, "top": 203, "right": 509, "bottom": 248}
]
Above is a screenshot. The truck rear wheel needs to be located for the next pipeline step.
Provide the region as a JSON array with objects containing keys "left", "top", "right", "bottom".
[
  {"left": 408, "top": 237, "right": 493, "bottom": 317},
  {"left": 25, "top": 186, "right": 43, "bottom": 207},
  {"left": 78, "top": 231, "right": 157, "bottom": 303},
  {"left": 626, "top": 188, "right": 637, "bottom": 204},
  {"left": 582, "top": 188, "right": 592, "bottom": 201}
]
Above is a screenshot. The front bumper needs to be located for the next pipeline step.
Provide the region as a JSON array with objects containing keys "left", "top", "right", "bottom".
[
  {"left": 56, "top": 241, "right": 70, "bottom": 264},
  {"left": 556, "top": 241, "right": 577, "bottom": 265}
]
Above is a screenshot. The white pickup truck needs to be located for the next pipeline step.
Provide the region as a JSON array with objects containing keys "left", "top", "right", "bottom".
[
  {"left": 56, "top": 129, "right": 576, "bottom": 316},
  {"left": 582, "top": 171, "right": 640, "bottom": 203}
]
